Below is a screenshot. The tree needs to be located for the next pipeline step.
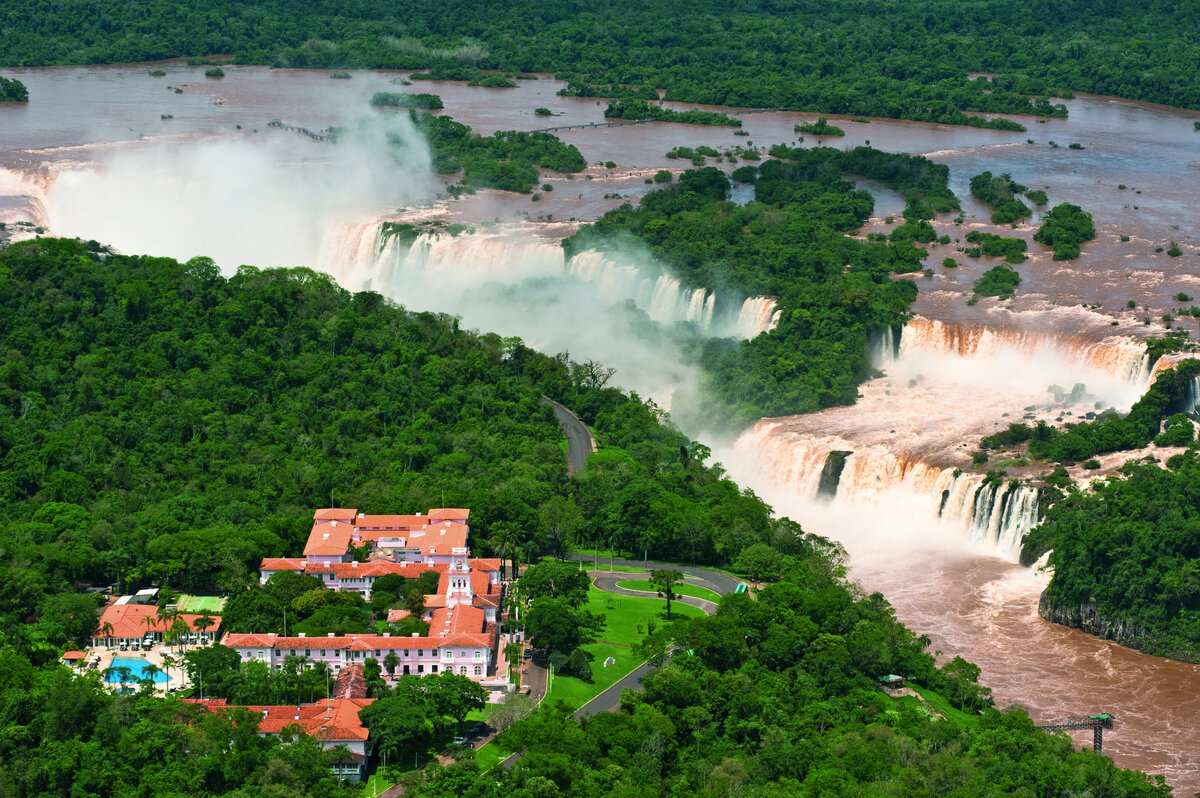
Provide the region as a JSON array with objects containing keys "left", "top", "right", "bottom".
[
  {"left": 194, "top": 613, "right": 215, "bottom": 639},
  {"left": 518, "top": 560, "right": 590, "bottom": 607},
  {"left": 185, "top": 644, "right": 243, "bottom": 698},
  {"left": 732, "top": 543, "right": 784, "bottom": 585},
  {"left": 426, "top": 671, "right": 488, "bottom": 725},
  {"left": 525, "top": 597, "right": 602, "bottom": 656},
  {"left": 263, "top": 570, "right": 325, "bottom": 605},
  {"left": 36, "top": 592, "right": 103, "bottom": 647},
  {"left": 538, "top": 496, "right": 583, "bottom": 560},
  {"left": 384, "top": 650, "right": 400, "bottom": 677},
  {"left": 222, "top": 587, "right": 284, "bottom": 633},
  {"left": 650, "top": 569, "right": 685, "bottom": 619}
]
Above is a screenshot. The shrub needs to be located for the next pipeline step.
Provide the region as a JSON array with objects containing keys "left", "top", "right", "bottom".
[
  {"left": 204, "top": 67, "right": 225, "bottom": 78},
  {"left": 535, "top": 107, "right": 552, "bottom": 116},
  {"left": 942, "top": 257, "right": 957, "bottom": 268},
  {"left": 653, "top": 169, "right": 673, "bottom": 183}
]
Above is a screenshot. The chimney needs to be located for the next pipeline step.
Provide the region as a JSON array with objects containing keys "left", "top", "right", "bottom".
[
  {"left": 383, "top": 632, "right": 390, "bottom": 637},
  {"left": 294, "top": 713, "right": 299, "bottom": 720},
  {"left": 351, "top": 561, "right": 358, "bottom": 568},
  {"left": 298, "top": 633, "right": 305, "bottom": 638},
  {"left": 327, "top": 632, "right": 335, "bottom": 637},
  {"left": 332, "top": 520, "right": 337, "bottom": 527},
  {"left": 411, "top": 633, "right": 419, "bottom": 637}
]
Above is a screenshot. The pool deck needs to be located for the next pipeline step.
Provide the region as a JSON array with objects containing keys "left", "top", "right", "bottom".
[{"left": 83, "top": 641, "right": 204, "bottom": 694}]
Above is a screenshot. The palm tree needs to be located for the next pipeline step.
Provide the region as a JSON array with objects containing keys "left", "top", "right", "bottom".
[
  {"left": 161, "top": 653, "right": 176, "bottom": 685},
  {"left": 141, "top": 663, "right": 163, "bottom": 692},
  {"left": 384, "top": 651, "right": 400, "bottom": 678},
  {"left": 194, "top": 614, "right": 215, "bottom": 643},
  {"left": 487, "top": 522, "right": 529, "bottom": 580},
  {"left": 141, "top": 613, "right": 159, "bottom": 644},
  {"left": 100, "top": 621, "right": 114, "bottom": 648}
]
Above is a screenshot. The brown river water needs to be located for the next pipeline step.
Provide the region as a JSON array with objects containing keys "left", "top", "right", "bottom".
[{"left": 5, "top": 62, "right": 1200, "bottom": 792}]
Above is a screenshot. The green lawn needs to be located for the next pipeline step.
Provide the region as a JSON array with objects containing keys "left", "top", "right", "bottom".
[
  {"left": 544, "top": 586, "right": 705, "bottom": 712},
  {"left": 474, "top": 737, "right": 515, "bottom": 772},
  {"left": 614, "top": 579, "right": 722, "bottom": 603},
  {"left": 464, "top": 701, "right": 504, "bottom": 724}
]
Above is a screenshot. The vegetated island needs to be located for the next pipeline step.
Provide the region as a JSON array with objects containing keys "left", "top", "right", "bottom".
[
  {"left": 795, "top": 117, "right": 845, "bottom": 136},
  {"left": 566, "top": 145, "right": 963, "bottom": 424},
  {"left": 384, "top": 108, "right": 586, "bottom": 193},
  {"left": 603, "top": 98, "right": 741, "bottom": 126},
  {"left": 0, "top": 75, "right": 28, "bottom": 102},
  {"left": 369, "top": 91, "right": 443, "bottom": 109},
  {"left": 1035, "top": 202, "right": 1096, "bottom": 259},
  {"left": 969, "top": 171, "right": 1032, "bottom": 224}
]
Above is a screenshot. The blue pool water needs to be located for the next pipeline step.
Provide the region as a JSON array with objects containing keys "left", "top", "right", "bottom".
[{"left": 105, "top": 657, "right": 170, "bottom": 683}]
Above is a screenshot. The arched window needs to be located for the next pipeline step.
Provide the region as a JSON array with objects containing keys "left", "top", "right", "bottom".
[
  {"left": 459, "top": 665, "right": 467, "bottom": 675},
  {"left": 474, "top": 665, "right": 482, "bottom": 676}
]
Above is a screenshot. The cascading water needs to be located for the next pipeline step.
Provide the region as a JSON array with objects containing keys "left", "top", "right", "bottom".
[
  {"left": 731, "top": 316, "right": 1165, "bottom": 558},
  {"left": 318, "top": 223, "right": 781, "bottom": 339}
]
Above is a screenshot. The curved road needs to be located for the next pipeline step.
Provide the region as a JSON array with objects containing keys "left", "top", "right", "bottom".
[
  {"left": 541, "top": 397, "right": 595, "bottom": 475},
  {"left": 495, "top": 560, "right": 743, "bottom": 769}
]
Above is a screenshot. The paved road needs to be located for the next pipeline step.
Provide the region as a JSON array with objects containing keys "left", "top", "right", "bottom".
[
  {"left": 495, "top": 559, "right": 743, "bottom": 770},
  {"left": 541, "top": 397, "right": 595, "bottom": 474}
]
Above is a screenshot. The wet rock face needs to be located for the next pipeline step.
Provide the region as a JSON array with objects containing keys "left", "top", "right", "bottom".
[{"left": 1038, "top": 595, "right": 1161, "bottom": 655}]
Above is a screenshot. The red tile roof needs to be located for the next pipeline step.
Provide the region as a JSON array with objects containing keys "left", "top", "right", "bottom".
[
  {"left": 468, "top": 558, "right": 502, "bottom": 572},
  {"left": 93, "top": 604, "right": 218, "bottom": 640},
  {"left": 61, "top": 650, "right": 87, "bottom": 660},
  {"left": 313, "top": 508, "right": 359, "bottom": 522},
  {"left": 225, "top": 626, "right": 496, "bottom": 652},
  {"left": 188, "top": 697, "right": 374, "bottom": 743},
  {"left": 333, "top": 665, "right": 368, "bottom": 700},
  {"left": 428, "top": 508, "right": 470, "bottom": 521},
  {"left": 260, "top": 558, "right": 306, "bottom": 572}
]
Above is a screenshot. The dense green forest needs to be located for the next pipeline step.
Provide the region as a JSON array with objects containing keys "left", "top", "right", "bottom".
[
  {"left": 566, "top": 147, "right": 958, "bottom": 422},
  {"left": 399, "top": 553, "right": 1169, "bottom": 797},
  {"left": 5, "top": 0, "right": 1200, "bottom": 121},
  {"left": 1021, "top": 450, "right": 1200, "bottom": 662},
  {"left": 0, "top": 236, "right": 793, "bottom": 647}
]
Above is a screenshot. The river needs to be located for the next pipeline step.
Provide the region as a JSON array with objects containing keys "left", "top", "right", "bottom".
[{"left": 4, "top": 61, "right": 1200, "bottom": 793}]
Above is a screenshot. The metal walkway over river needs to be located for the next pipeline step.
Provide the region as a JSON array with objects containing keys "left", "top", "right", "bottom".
[{"left": 1037, "top": 714, "right": 1114, "bottom": 753}]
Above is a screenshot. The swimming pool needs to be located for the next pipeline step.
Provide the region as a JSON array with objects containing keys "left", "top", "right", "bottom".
[{"left": 104, "top": 657, "right": 170, "bottom": 683}]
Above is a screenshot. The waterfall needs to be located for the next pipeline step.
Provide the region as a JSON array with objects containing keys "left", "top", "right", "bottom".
[
  {"left": 898, "top": 317, "right": 1154, "bottom": 387},
  {"left": 734, "top": 297, "right": 782, "bottom": 338},
  {"left": 735, "top": 424, "right": 1039, "bottom": 556},
  {"left": 320, "top": 230, "right": 778, "bottom": 340}
]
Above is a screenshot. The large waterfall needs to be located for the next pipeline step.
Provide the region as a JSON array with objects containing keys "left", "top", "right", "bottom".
[
  {"left": 317, "top": 222, "right": 781, "bottom": 339},
  {"left": 734, "top": 425, "right": 1041, "bottom": 556},
  {"left": 731, "top": 317, "right": 1163, "bottom": 558}
]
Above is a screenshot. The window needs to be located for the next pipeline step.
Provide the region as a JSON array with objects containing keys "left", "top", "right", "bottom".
[
  {"left": 320, "top": 650, "right": 326, "bottom": 657},
  {"left": 404, "top": 649, "right": 409, "bottom": 657},
  {"left": 305, "top": 649, "right": 310, "bottom": 657},
  {"left": 418, "top": 665, "right": 424, "bottom": 674},
  {"left": 474, "top": 666, "right": 482, "bottom": 676},
  {"left": 445, "top": 651, "right": 453, "bottom": 660},
  {"left": 474, "top": 650, "right": 481, "bottom": 660},
  {"left": 459, "top": 666, "right": 467, "bottom": 675},
  {"left": 374, "top": 649, "right": 381, "bottom": 657},
  {"left": 431, "top": 665, "right": 438, "bottom": 673}
]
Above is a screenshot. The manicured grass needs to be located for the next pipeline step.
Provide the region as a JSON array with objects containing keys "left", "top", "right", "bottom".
[
  {"left": 360, "top": 773, "right": 394, "bottom": 796},
  {"left": 475, "top": 737, "right": 515, "bottom": 772},
  {"left": 464, "top": 701, "right": 504, "bottom": 723},
  {"left": 544, "top": 586, "right": 705, "bottom": 711},
  {"left": 614, "top": 579, "right": 722, "bottom": 602}
]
